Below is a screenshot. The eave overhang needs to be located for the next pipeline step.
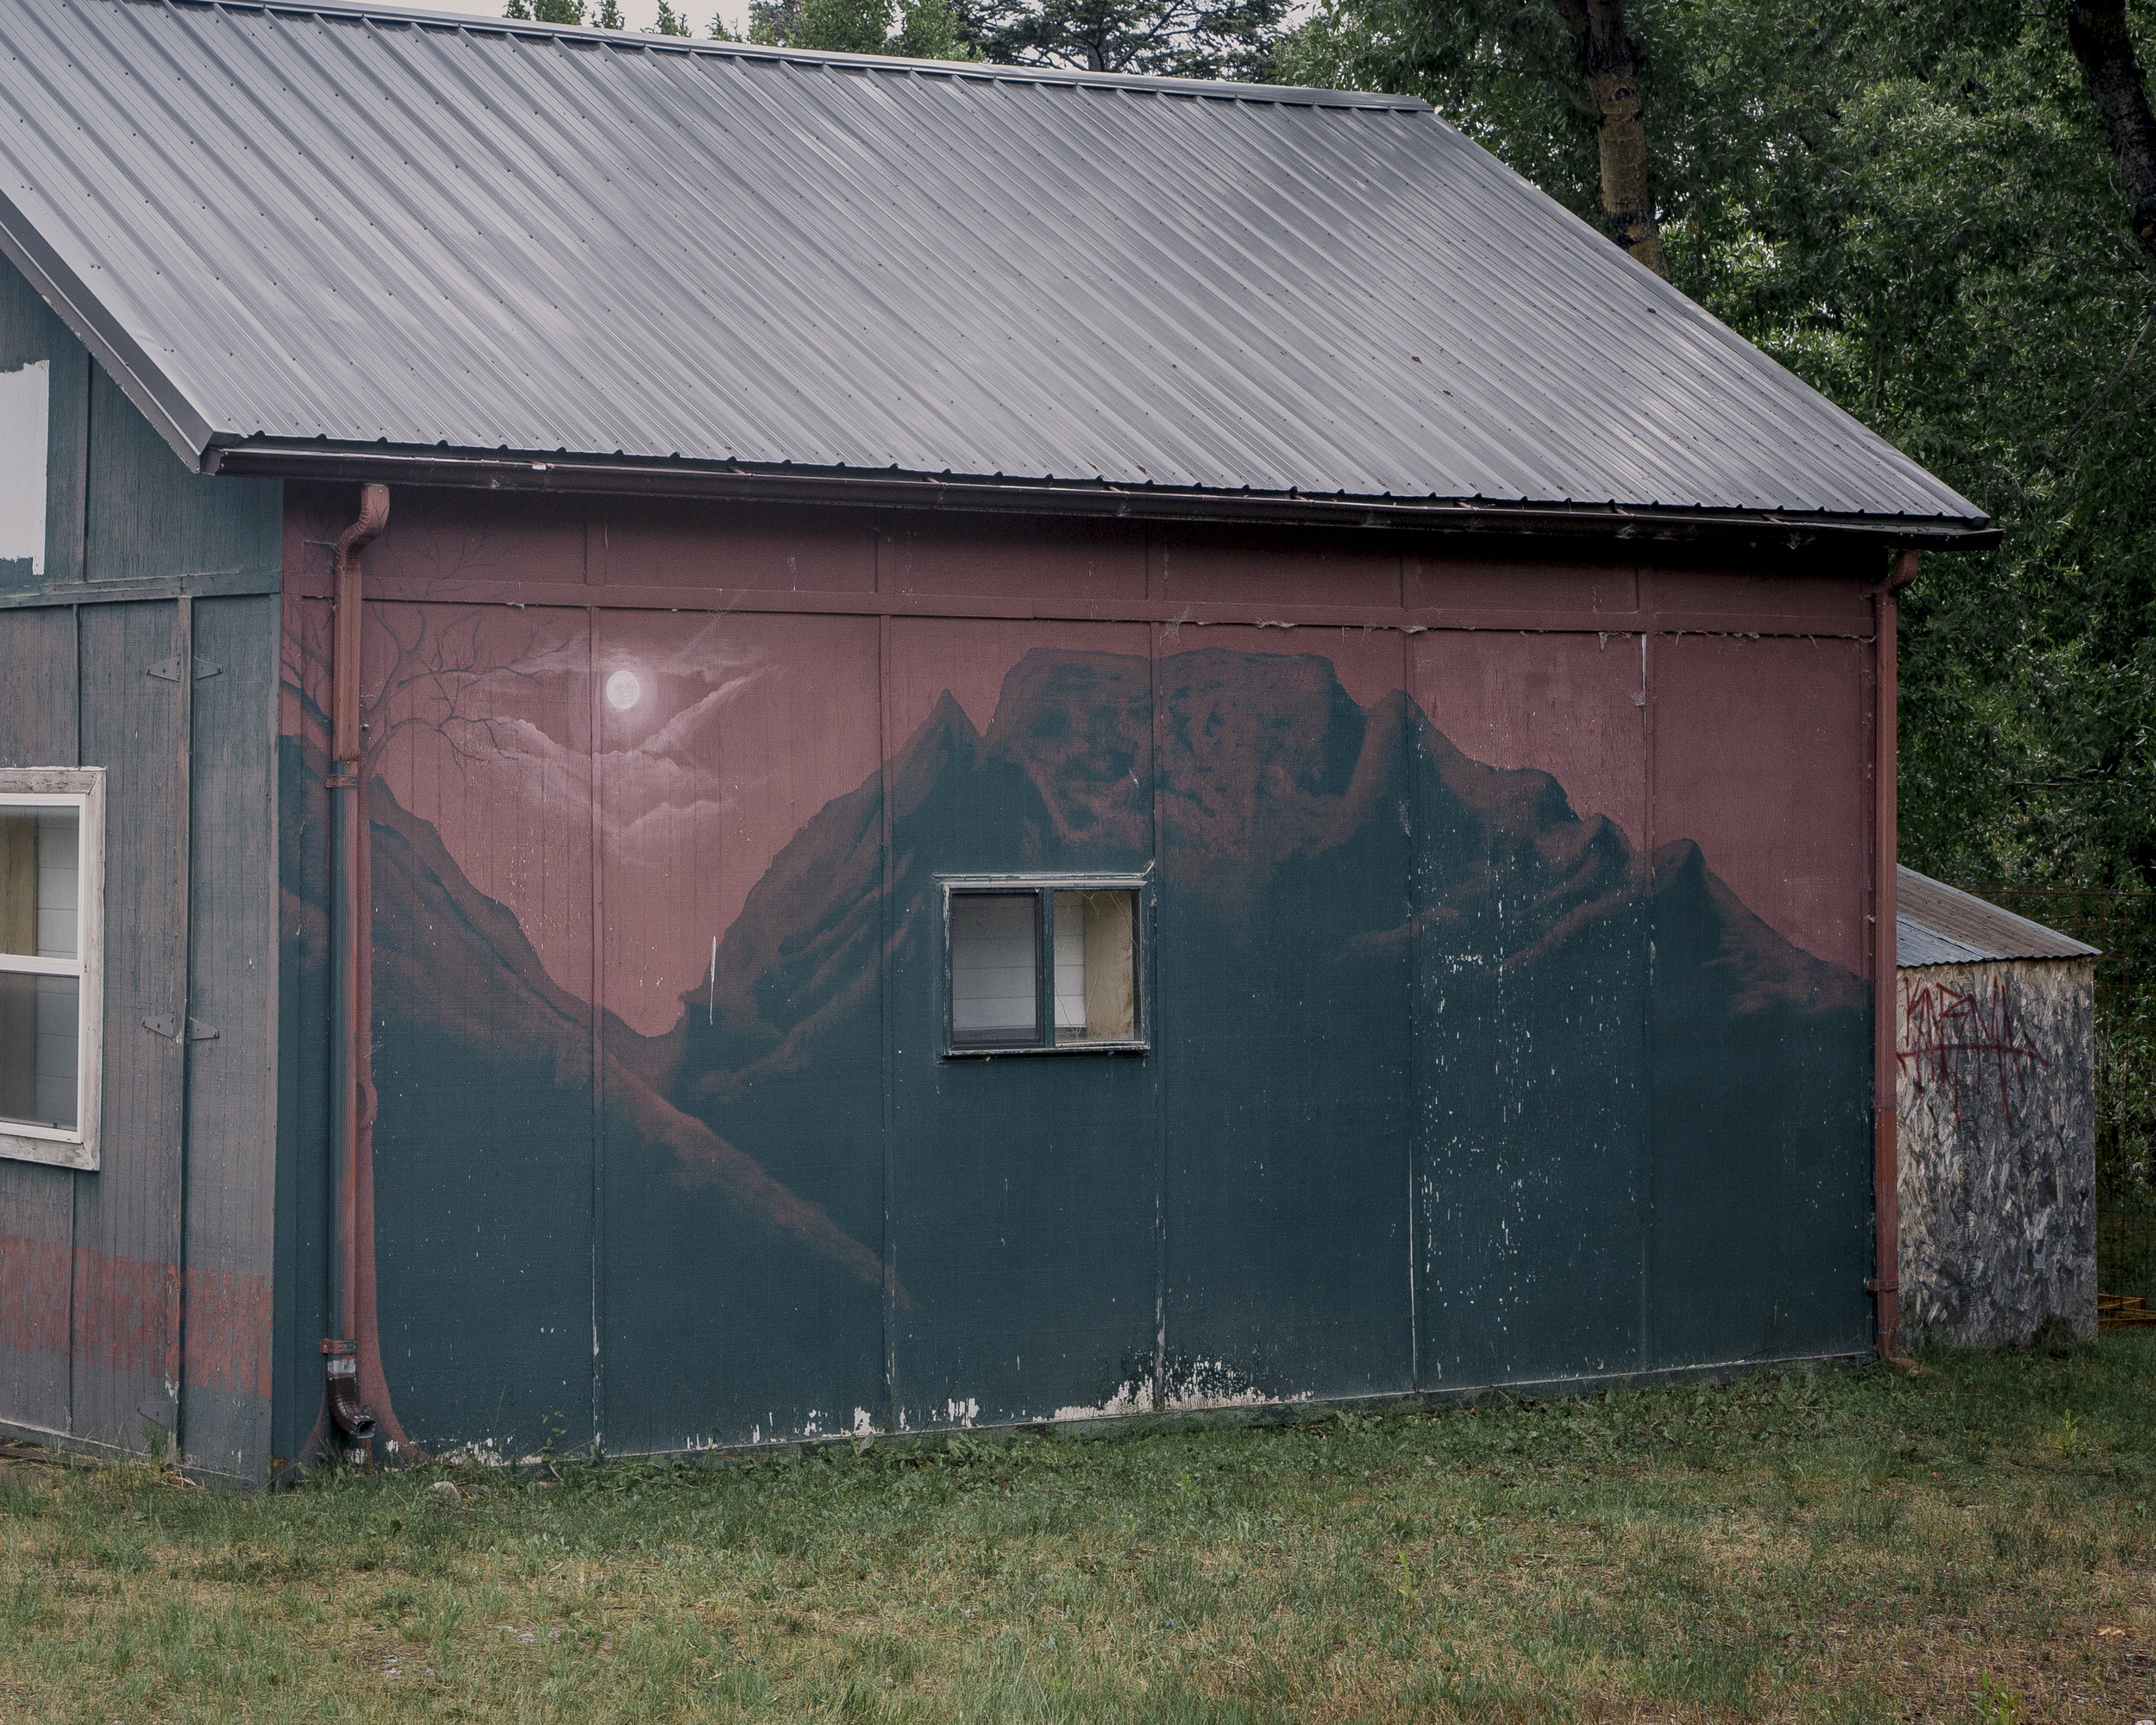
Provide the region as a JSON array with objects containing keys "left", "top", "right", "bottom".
[{"left": 205, "top": 440, "right": 2004, "bottom": 556}]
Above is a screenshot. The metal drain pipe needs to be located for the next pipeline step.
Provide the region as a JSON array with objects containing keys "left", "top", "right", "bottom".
[{"left": 327, "top": 484, "right": 389, "bottom": 1458}]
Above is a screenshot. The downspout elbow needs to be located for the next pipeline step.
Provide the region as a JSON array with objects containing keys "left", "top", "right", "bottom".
[
  {"left": 323, "top": 1339, "right": 377, "bottom": 1444},
  {"left": 330, "top": 484, "right": 389, "bottom": 766}
]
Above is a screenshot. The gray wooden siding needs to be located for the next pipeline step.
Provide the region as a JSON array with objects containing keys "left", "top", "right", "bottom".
[
  {"left": 0, "top": 605, "right": 80, "bottom": 1435},
  {"left": 70, "top": 600, "right": 189, "bottom": 1452},
  {"left": 0, "top": 260, "right": 88, "bottom": 593},
  {"left": 180, "top": 593, "right": 279, "bottom": 1478},
  {"left": 84, "top": 367, "right": 279, "bottom": 590},
  {"left": 0, "top": 251, "right": 283, "bottom": 1481}
]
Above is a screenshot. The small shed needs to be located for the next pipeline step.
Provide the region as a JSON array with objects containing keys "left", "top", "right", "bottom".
[
  {"left": 0, "top": 0, "right": 2002, "bottom": 1484},
  {"left": 1896, "top": 869, "right": 2098, "bottom": 1348}
]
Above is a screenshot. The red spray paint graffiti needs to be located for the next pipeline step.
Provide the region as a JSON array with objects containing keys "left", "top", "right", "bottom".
[{"left": 1898, "top": 977, "right": 2050, "bottom": 1129}]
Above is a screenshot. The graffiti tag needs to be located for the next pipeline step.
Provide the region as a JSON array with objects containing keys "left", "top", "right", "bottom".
[{"left": 1898, "top": 977, "right": 2049, "bottom": 1130}]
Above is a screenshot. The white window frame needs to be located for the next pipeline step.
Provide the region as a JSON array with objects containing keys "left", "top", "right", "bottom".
[{"left": 0, "top": 768, "right": 103, "bottom": 1170}]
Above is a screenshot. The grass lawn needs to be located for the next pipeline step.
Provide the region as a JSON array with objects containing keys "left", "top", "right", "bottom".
[{"left": 3, "top": 1339, "right": 2153, "bottom": 1723}]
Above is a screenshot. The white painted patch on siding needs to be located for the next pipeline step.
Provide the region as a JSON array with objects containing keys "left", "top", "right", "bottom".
[
  {"left": 1052, "top": 1378, "right": 1155, "bottom": 1421},
  {"left": 0, "top": 360, "right": 49, "bottom": 576}
]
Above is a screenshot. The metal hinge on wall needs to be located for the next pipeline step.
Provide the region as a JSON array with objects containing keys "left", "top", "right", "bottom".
[
  {"left": 145, "top": 658, "right": 221, "bottom": 682},
  {"left": 141, "top": 1015, "right": 219, "bottom": 1042}
]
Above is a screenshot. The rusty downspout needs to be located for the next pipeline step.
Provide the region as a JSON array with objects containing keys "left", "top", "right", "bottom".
[
  {"left": 327, "top": 484, "right": 389, "bottom": 1458},
  {"left": 1871, "top": 548, "right": 1919, "bottom": 1361}
]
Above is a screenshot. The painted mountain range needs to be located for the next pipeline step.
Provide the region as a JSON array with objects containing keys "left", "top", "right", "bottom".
[{"left": 292, "top": 645, "right": 1871, "bottom": 1454}]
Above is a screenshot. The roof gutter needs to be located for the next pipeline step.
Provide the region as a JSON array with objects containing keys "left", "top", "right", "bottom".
[{"left": 203, "top": 443, "right": 2003, "bottom": 555}]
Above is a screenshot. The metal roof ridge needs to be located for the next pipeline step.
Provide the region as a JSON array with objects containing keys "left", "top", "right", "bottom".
[{"left": 150, "top": 0, "right": 1431, "bottom": 110}]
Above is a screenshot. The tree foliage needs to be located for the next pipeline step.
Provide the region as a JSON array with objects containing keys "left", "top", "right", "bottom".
[
  {"left": 504, "top": 0, "right": 1280, "bottom": 81},
  {"left": 1287, "top": 0, "right": 2156, "bottom": 887},
  {"left": 747, "top": 0, "right": 979, "bottom": 57},
  {"left": 956, "top": 0, "right": 1288, "bottom": 78}
]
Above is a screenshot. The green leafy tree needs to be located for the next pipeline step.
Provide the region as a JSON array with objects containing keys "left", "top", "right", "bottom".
[
  {"left": 793, "top": 0, "right": 893, "bottom": 50},
  {"left": 755, "top": 0, "right": 979, "bottom": 57},
  {"left": 591, "top": 0, "right": 626, "bottom": 25},
  {"left": 959, "top": 0, "right": 1287, "bottom": 79},
  {"left": 504, "top": 0, "right": 586, "bottom": 21},
  {"left": 654, "top": 0, "right": 694, "bottom": 32},
  {"left": 891, "top": 0, "right": 974, "bottom": 57},
  {"left": 747, "top": 0, "right": 800, "bottom": 41}
]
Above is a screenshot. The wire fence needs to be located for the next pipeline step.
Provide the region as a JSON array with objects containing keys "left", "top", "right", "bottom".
[{"left": 1954, "top": 884, "right": 2156, "bottom": 1315}]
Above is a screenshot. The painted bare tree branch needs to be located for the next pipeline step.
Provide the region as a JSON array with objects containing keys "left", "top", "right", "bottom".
[{"left": 359, "top": 605, "right": 574, "bottom": 777}]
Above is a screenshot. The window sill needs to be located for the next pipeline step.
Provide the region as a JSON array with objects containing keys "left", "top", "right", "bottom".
[
  {"left": 0, "top": 1129, "right": 96, "bottom": 1170},
  {"left": 943, "top": 1041, "right": 1149, "bottom": 1061}
]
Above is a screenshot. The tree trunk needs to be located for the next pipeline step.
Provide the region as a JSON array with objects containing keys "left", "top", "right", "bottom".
[
  {"left": 1553, "top": 0, "right": 1670, "bottom": 279},
  {"left": 2066, "top": 0, "right": 2156, "bottom": 262}
]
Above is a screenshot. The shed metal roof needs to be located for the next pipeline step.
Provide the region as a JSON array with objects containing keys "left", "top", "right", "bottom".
[
  {"left": 1896, "top": 868, "right": 2099, "bottom": 969},
  {"left": 0, "top": 0, "right": 1989, "bottom": 531}
]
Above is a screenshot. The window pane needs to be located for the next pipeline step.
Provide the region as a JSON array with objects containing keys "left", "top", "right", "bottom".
[
  {"left": 0, "top": 807, "right": 76, "bottom": 960},
  {"left": 1052, "top": 890, "right": 1136, "bottom": 1043},
  {"left": 950, "top": 893, "right": 1038, "bottom": 1040},
  {"left": 0, "top": 969, "right": 77, "bottom": 1131}
]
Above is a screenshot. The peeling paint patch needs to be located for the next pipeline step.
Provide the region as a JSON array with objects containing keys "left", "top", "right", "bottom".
[
  {"left": 1159, "top": 1358, "right": 1311, "bottom": 1414},
  {"left": 1050, "top": 1378, "right": 1155, "bottom": 1421}
]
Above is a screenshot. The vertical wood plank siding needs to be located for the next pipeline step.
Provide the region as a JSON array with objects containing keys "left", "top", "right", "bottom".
[
  {"left": 69, "top": 600, "right": 186, "bottom": 1450},
  {"left": 0, "top": 605, "right": 80, "bottom": 1435},
  {"left": 0, "top": 255, "right": 284, "bottom": 1473},
  {"left": 180, "top": 595, "right": 279, "bottom": 1477}
]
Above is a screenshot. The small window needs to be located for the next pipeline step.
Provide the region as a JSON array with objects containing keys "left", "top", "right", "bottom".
[
  {"left": 945, "top": 877, "right": 1143, "bottom": 1054},
  {"left": 0, "top": 770, "right": 103, "bottom": 1170}
]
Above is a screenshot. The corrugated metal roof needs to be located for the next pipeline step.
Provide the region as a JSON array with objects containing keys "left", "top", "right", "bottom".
[
  {"left": 0, "top": 0, "right": 1987, "bottom": 524},
  {"left": 1896, "top": 868, "right": 2099, "bottom": 968}
]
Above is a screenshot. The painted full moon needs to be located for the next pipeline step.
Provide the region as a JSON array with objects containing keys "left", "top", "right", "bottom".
[{"left": 605, "top": 669, "right": 642, "bottom": 712}]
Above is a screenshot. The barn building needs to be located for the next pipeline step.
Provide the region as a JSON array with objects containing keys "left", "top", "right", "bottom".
[
  {"left": 0, "top": 0, "right": 1998, "bottom": 1484},
  {"left": 1895, "top": 869, "right": 2098, "bottom": 1349}
]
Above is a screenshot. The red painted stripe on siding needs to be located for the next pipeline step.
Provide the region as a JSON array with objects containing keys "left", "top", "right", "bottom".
[{"left": 0, "top": 1233, "right": 270, "bottom": 1398}]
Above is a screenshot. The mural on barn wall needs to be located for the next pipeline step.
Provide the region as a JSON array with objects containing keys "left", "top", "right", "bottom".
[{"left": 277, "top": 498, "right": 1876, "bottom": 1461}]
